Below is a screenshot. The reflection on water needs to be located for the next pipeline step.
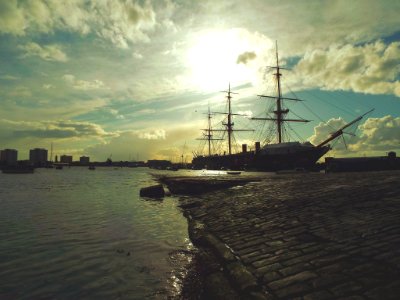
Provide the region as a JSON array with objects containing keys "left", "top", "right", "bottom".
[{"left": 0, "top": 167, "right": 192, "bottom": 299}]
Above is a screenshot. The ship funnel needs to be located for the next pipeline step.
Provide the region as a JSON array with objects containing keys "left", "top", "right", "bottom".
[
  {"left": 255, "top": 142, "right": 261, "bottom": 153},
  {"left": 242, "top": 144, "right": 247, "bottom": 153}
]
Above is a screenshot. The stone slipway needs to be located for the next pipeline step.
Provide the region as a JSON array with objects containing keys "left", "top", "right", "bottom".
[{"left": 164, "top": 171, "right": 400, "bottom": 299}]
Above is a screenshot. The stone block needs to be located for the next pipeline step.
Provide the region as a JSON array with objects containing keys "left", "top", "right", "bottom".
[
  {"left": 139, "top": 184, "right": 165, "bottom": 198},
  {"left": 269, "top": 271, "right": 318, "bottom": 290}
]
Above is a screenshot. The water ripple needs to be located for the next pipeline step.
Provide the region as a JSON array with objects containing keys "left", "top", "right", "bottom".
[{"left": 0, "top": 168, "right": 190, "bottom": 299}]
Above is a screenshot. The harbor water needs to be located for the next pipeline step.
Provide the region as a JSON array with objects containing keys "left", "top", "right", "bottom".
[{"left": 0, "top": 167, "right": 192, "bottom": 299}]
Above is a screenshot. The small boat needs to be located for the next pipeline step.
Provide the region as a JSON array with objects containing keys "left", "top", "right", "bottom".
[
  {"left": 2, "top": 166, "right": 34, "bottom": 174},
  {"left": 55, "top": 165, "right": 63, "bottom": 170},
  {"left": 227, "top": 171, "right": 241, "bottom": 175},
  {"left": 88, "top": 165, "right": 96, "bottom": 170}
]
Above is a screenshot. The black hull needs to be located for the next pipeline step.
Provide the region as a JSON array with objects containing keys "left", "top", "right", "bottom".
[{"left": 192, "top": 146, "right": 330, "bottom": 171}]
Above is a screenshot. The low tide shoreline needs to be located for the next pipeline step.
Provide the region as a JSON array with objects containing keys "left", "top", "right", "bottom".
[{"left": 161, "top": 171, "right": 400, "bottom": 299}]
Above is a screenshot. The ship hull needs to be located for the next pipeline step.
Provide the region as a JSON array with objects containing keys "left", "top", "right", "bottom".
[{"left": 192, "top": 145, "right": 330, "bottom": 171}]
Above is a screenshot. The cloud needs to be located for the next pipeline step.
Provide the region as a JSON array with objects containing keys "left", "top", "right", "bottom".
[
  {"left": 0, "top": 0, "right": 26, "bottom": 35},
  {"left": 0, "top": 0, "right": 158, "bottom": 48},
  {"left": 293, "top": 41, "right": 400, "bottom": 97},
  {"left": 354, "top": 115, "right": 400, "bottom": 151},
  {"left": 132, "top": 51, "right": 143, "bottom": 59},
  {"left": 62, "top": 74, "right": 105, "bottom": 90},
  {"left": 0, "top": 75, "right": 19, "bottom": 80},
  {"left": 0, "top": 119, "right": 117, "bottom": 140},
  {"left": 85, "top": 125, "right": 198, "bottom": 161},
  {"left": 8, "top": 86, "right": 32, "bottom": 98},
  {"left": 138, "top": 129, "right": 166, "bottom": 140},
  {"left": 236, "top": 110, "right": 253, "bottom": 118},
  {"left": 309, "top": 115, "right": 400, "bottom": 156},
  {"left": 0, "top": 118, "right": 119, "bottom": 160},
  {"left": 236, "top": 51, "right": 256, "bottom": 64},
  {"left": 19, "top": 42, "right": 68, "bottom": 62},
  {"left": 309, "top": 117, "right": 347, "bottom": 147}
]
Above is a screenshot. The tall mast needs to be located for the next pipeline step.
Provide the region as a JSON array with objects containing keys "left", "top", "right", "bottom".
[
  {"left": 207, "top": 106, "right": 212, "bottom": 156},
  {"left": 213, "top": 84, "right": 253, "bottom": 155},
  {"left": 197, "top": 105, "right": 223, "bottom": 156},
  {"left": 226, "top": 83, "right": 234, "bottom": 154},
  {"left": 252, "top": 41, "right": 310, "bottom": 143},
  {"left": 275, "top": 41, "right": 283, "bottom": 143}
]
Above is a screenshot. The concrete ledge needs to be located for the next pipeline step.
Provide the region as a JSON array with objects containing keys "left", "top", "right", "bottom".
[{"left": 158, "top": 175, "right": 260, "bottom": 195}]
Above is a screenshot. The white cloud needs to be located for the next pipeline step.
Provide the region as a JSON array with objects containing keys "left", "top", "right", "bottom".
[
  {"left": 132, "top": 51, "right": 143, "bottom": 59},
  {"left": 0, "top": 118, "right": 119, "bottom": 160},
  {"left": 354, "top": 115, "right": 400, "bottom": 151},
  {"left": 85, "top": 126, "right": 198, "bottom": 161},
  {"left": 309, "top": 115, "right": 400, "bottom": 157},
  {"left": 237, "top": 110, "right": 253, "bottom": 118},
  {"left": 0, "top": 75, "right": 19, "bottom": 80},
  {"left": 0, "top": 0, "right": 158, "bottom": 48},
  {"left": 293, "top": 41, "right": 400, "bottom": 97},
  {"left": 62, "top": 74, "right": 105, "bottom": 90},
  {"left": 138, "top": 129, "right": 166, "bottom": 140},
  {"left": 93, "top": 0, "right": 156, "bottom": 48},
  {"left": 0, "top": 0, "right": 26, "bottom": 35},
  {"left": 19, "top": 42, "right": 68, "bottom": 62},
  {"left": 309, "top": 118, "right": 347, "bottom": 147},
  {"left": 0, "top": 119, "right": 117, "bottom": 139},
  {"left": 62, "top": 74, "right": 75, "bottom": 84}
]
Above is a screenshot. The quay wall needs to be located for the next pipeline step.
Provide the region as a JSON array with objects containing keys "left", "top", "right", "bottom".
[{"left": 176, "top": 171, "right": 400, "bottom": 299}]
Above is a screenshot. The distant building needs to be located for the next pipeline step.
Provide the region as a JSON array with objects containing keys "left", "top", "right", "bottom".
[
  {"left": 325, "top": 152, "right": 400, "bottom": 173},
  {"left": 147, "top": 159, "right": 172, "bottom": 169},
  {"left": 0, "top": 149, "right": 18, "bottom": 166},
  {"left": 60, "top": 155, "right": 73, "bottom": 164},
  {"left": 29, "top": 148, "right": 48, "bottom": 167},
  {"left": 80, "top": 156, "right": 90, "bottom": 165}
]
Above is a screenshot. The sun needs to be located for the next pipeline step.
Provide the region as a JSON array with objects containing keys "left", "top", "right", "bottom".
[{"left": 186, "top": 29, "right": 267, "bottom": 92}]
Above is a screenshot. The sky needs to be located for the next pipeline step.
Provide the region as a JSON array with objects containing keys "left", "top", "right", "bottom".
[{"left": 0, "top": 0, "right": 399, "bottom": 162}]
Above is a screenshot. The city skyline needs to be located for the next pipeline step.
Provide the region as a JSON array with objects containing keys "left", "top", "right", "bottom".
[{"left": 0, "top": 0, "right": 399, "bottom": 161}]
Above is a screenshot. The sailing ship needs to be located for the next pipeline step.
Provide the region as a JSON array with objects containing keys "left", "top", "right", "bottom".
[{"left": 192, "top": 43, "right": 373, "bottom": 171}]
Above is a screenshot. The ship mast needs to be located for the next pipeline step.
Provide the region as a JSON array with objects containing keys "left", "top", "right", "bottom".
[
  {"left": 213, "top": 84, "right": 253, "bottom": 155},
  {"left": 252, "top": 41, "right": 310, "bottom": 143},
  {"left": 275, "top": 43, "right": 283, "bottom": 143},
  {"left": 197, "top": 105, "right": 223, "bottom": 156},
  {"left": 224, "top": 83, "right": 236, "bottom": 154}
]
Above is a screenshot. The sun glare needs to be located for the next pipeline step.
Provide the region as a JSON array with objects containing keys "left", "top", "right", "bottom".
[{"left": 187, "top": 29, "right": 269, "bottom": 92}]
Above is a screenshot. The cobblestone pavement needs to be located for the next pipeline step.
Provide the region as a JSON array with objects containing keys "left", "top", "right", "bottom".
[{"left": 178, "top": 171, "right": 400, "bottom": 299}]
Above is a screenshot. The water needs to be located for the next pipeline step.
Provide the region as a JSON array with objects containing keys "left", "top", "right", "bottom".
[{"left": 0, "top": 167, "right": 192, "bottom": 299}]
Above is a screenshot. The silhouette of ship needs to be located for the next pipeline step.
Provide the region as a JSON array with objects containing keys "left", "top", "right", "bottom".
[{"left": 192, "top": 43, "right": 373, "bottom": 171}]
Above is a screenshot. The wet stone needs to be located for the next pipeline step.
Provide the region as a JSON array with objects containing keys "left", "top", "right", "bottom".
[
  {"left": 274, "top": 282, "right": 313, "bottom": 298},
  {"left": 303, "top": 290, "right": 334, "bottom": 300},
  {"left": 174, "top": 171, "right": 400, "bottom": 299},
  {"left": 279, "top": 262, "right": 312, "bottom": 277},
  {"left": 329, "top": 281, "right": 363, "bottom": 297},
  {"left": 255, "top": 262, "right": 283, "bottom": 274},
  {"left": 262, "top": 271, "right": 282, "bottom": 283},
  {"left": 268, "top": 271, "right": 318, "bottom": 290}
]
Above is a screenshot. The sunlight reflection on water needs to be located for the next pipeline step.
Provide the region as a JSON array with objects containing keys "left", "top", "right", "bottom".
[{"left": 0, "top": 167, "right": 191, "bottom": 299}]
